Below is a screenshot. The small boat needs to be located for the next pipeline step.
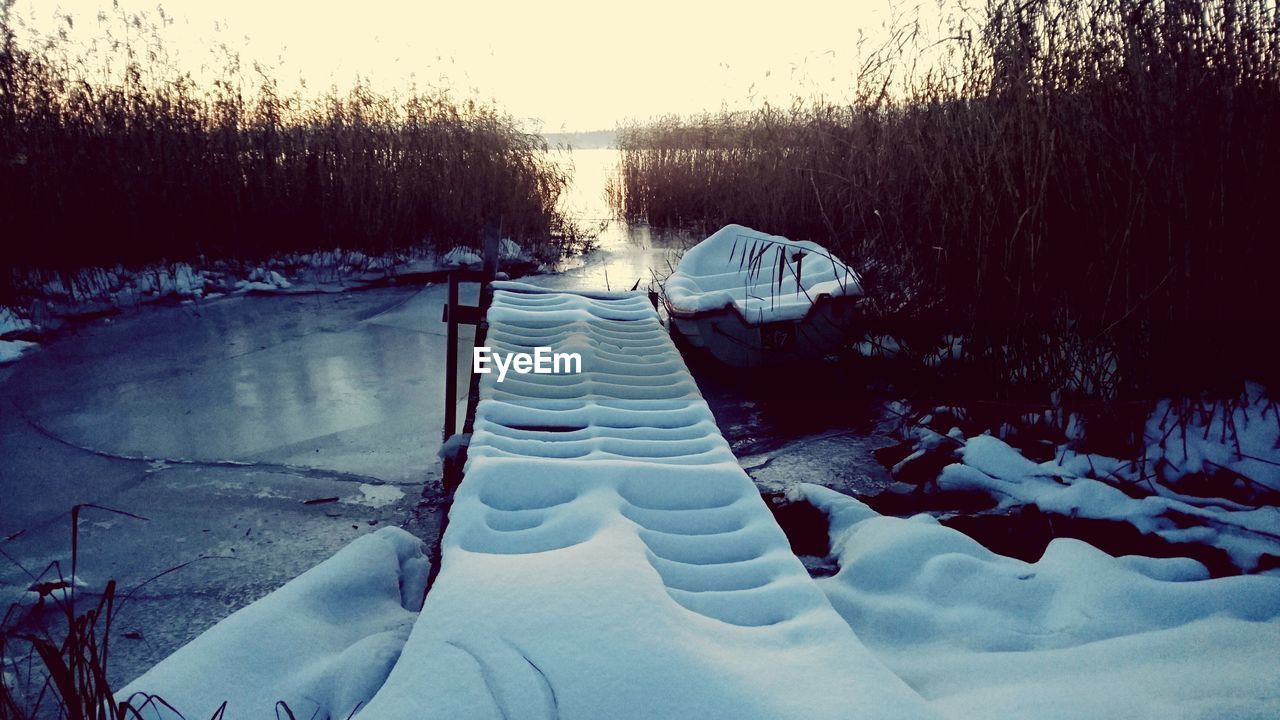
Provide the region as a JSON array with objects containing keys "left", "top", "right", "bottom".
[{"left": 663, "top": 224, "right": 863, "bottom": 367}]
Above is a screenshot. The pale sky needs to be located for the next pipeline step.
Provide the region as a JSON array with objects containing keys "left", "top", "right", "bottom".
[{"left": 15, "top": 0, "right": 942, "bottom": 131}]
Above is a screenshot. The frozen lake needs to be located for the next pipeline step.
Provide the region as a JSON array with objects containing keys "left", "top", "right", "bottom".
[{"left": 0, "top": 285, "right": 471, "bottom": 685}]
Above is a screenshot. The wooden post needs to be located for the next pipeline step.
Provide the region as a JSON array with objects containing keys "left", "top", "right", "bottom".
[
  {"left": 441, "top": 217, "right": 503, "bottom": 443},
  {"left": 432, "top": 219, "right": 504, "bottom": 594},
  {"left": 443, "top": 271, "right": 461, "bottom": 441}
]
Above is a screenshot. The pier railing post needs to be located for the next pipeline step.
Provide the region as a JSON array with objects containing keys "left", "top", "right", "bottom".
[
  {"left": 443, "top": 271, "right": 461, "bottom": 442},
  {"left": 442, "top": 217, "right": 502, "bottom": 443}
]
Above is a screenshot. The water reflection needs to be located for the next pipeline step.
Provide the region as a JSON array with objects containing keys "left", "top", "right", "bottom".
[{"left": 534, "top": 147, "right": 695, "bottom": 296}]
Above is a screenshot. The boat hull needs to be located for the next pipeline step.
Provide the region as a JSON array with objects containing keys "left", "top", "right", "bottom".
[{"left": 667, "top": 294, "right": 860, "bottom": 368}]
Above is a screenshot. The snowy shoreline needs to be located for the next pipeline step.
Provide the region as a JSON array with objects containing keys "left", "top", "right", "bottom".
[
  {"left": 0, "top": 241, "right": 542, "bottom": 367},
  {"left": 874, "top": 388, "right": 1280, "bottom": 576}
]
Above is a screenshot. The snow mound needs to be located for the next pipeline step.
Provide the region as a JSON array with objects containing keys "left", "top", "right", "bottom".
[
  {"left": 665, "top": 224, "right": 862, "bottom": 323},
  {"left": 941, "top": 434, "right": 1280, "bottom": 571},
  {"left": 1145, "top": 385, "right": 1280, "bottom": 491},
  {"left": 0, "top": 339, "right": 36, "bottom": 365},
  {"left": 499, "top": 237, "right": 524, "bottom": 261},
  {"left": 119, "top": 527, "right": 429, "bottom": 719},
  {"left": 235, "top": 267, "right": 293, "bottom": 293},
  {"left": 441, "top": 246, "right": 483, "bottom": 267},
  {"left": 358, "top": 286, "right": 933, "bottom": 719},
  {"left": 0, "top": 307, "right": 33, "bottom": 336},
  {"left": 8, "top": 574, "right": 91, "bottom": 614},
  {"left": 442, "top": 239, "right": 525, "bottom": 268},
  {"left": 796, "top": 483, "right": 1280, "bottom": 720},
  {"left": 127, "top": 263, "right": 211, "bottom": 299}
]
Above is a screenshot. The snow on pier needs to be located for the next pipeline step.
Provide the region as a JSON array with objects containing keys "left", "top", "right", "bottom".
[{"left": 359, "top": 282, "right": 934, "bottom": 718}]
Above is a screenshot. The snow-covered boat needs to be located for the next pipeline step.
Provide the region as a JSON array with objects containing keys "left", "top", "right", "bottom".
[{"left": 663, "top": 224, "right": 863, "bottom": 367}]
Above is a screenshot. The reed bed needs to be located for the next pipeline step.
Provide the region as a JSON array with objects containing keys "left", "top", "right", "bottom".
[
  {"left": 613, "top": 0, "right": 1280, "bottom": 400},
  {"left": 0, "top": 8, "right": 585, "bottom": 304}
]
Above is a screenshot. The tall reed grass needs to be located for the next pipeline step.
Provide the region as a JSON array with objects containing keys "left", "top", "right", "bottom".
[
  {"left": 0, "top": 6, "right": 585, "bottom": 303},
  {"left": 613, "top": 0, "right": 1280, "bottom": 400}
]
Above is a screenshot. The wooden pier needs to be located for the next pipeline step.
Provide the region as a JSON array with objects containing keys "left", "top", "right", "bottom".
[{"left": 361, "top": 281, "right": 932, "bottom": 719}]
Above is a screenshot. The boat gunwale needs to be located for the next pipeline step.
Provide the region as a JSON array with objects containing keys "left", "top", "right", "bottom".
[{"left": 662, "top": 289, "right": 864, "bottom": 326}]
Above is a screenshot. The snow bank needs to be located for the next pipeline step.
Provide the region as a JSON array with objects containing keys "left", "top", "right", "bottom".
[
  {"left": 665, "top": 224, "right": 862, "bottom": 323},
  {"left": 359, "top": 287, "right": 933, "bottom": 719},
  {"left": 0, "top": 307, "right": 32, "bottom": 336},
  {"left": 940, "top": 434, "right": 1280, "bottom": 571},
  {"left": 441, "top": 246, "right": 483, "bottom": 267},
  {"left": 133, "top": 263, "right": 209, "bottom": 298},
  {"left": 883, "top": 391, "right": 1280, "bottom": 573},
  {"left": 0, "top": 339, "right": 36, "bottom": 365},
  {"left": 234, "top": 267, "right": 292, "bottom": 292},
  {"left": 796, "top": 484, "right": 1280, "bottom": 720},
  {"left": 500, "top": 238, "right": 523, "bottom": 261},
  {"left": 7, "top": 574, "right": 90, "bottom": 615},
  {"left": 442, "top": 239, "right": 526, "bottom": 268},
  {"left": 119, "top": 527, "right": 429, "bottom": 719},
  {"left": 4, "top": 240, "right": 544, "bottom": 339},
  {"left": 1, "top": 245, "right": 454, "bottom": 330},
  {"left": 1145, "top": 385, "right": 1280, "bottom": 492},
  {"left": 1, "top": 303, "right": 38, "bottom": 364}
]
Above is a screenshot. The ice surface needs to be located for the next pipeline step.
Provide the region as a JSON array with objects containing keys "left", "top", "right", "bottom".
[
  {"left": 119, "top": 527, "right": 429, "bottom": 719},
  {"left": 0, "top": 285, "right": 464, "bottom": 687},
  {"left": 797, "top": 483, "right": 1280, "bottom": 720},
  {"left": 358, "top": 285, "right": 934, "bottom": 719},
  {"left": 665, "top": 224, "right": 862, "bottom": 323},
  {"left": 5, "top": 287, "right": 465, "bottom": 486},
  {"left": 353, "top": 483, "right": 407, "bottom": 508}
]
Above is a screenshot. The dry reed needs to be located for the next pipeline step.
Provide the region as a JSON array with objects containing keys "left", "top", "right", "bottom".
[
  {"left": 613, "top": 0, "right": 1280, "bottom": 400},
  {"left": 0, "top": 5, "right": 586, "bottom": 303}
]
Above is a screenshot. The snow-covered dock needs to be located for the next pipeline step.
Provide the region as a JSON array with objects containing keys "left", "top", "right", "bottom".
[{"left": 359, "top": 281, "right": 933, "bottom": 718}]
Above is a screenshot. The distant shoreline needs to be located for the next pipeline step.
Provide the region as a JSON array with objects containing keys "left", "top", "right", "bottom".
[{"left": 542, "top": 130, "right": 617, "bottom": 149}]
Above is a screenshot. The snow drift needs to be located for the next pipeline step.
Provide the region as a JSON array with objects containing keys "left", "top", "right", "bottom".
[
  {"left": 119, "top": 527, "right": 429, "bottom": 719},
  {"left": 796, "top": 483, "right": 1280, "bottom": 720}
]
